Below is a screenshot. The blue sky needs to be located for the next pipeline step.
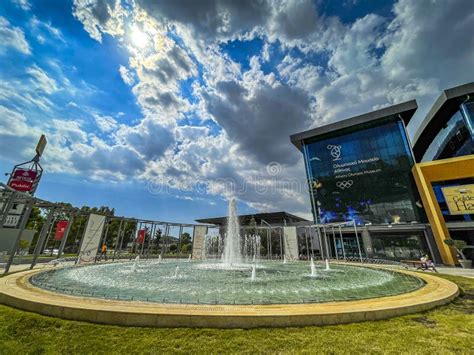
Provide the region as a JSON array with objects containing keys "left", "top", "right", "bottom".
[{"left": 0, "top": 0, "right": 472, "bottom": 223}]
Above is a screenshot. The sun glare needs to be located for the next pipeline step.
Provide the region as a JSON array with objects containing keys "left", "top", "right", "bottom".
[{"left": 131, "top": 26, "right": 149, "bottom": 48}]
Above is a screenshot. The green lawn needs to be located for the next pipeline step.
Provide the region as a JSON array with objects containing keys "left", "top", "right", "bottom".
[{"left": 0, "top": 273, "right": 473, "bottom": 354}]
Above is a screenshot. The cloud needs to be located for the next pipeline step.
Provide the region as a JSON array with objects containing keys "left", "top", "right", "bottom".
[
  {"left": 12, "top": 0, "right": 31, "bottom": 11},
  {"left": 94, "top": 114, "right": 118, "bottom": 132},
  {"left": 119, "top": 65, "right": 135, "bottom": 86},
  {"left": 72, "top": 0, "right": 126, "bottom": 42},
  {"left": 381, "top": 0, "right": 474, "bottom": 89},
  {"left": 2, "top": 0, "right": 473, "bottom": 219},
  {"left": 26, "top": 65, "right": 59, "bottom": 95},
  {"left": 0, "top": 16, "right": 31, "bottom": 54},
  {"left": 30, "top": 16, "right": 65, "bottom": 44},
  {"left": 116, "top": 118, "right": 175, "bottom": 161},
  {"left": 203, "top": 76, "right": 314, "bottom": 165}
]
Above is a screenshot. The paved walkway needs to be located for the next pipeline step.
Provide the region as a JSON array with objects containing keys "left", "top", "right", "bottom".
[{"left": 435, "top": 266, "right": 474, "bottom": 278}]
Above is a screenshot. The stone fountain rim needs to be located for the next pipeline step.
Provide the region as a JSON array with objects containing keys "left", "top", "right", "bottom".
[{"left": 0, "top": 264, "right": 458, "bottom": 328}]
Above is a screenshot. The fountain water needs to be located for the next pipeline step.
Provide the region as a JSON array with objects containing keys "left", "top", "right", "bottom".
[
  {"left": 325, "top": 259, "right": 330, "bottom": 271},
  {"left": 174, "top": 265, "right": 179, "bottom": 278},
  {"left": 310, "top": 257, "right": 317, "bottom": 277},
  {"left": 250, "top": 265, "right": 257, "bottom": 281},
  {"left": 131, "top": 255, "right": 140, "bottom": 273},
  {"left": 188, "top": 254, "right": 192, "bottom": 262},
  {"left": 283, "top": 255, "right": 287, "bottom": 264},
  {"left": 221, "top": 199, "right": 242, "bottom": 266},
  {"left": 158, "top": 255, "right": 162, "bottom": 264}
]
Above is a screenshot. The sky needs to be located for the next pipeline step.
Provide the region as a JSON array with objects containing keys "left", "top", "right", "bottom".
[{"left": 0, "top": 0, "right": 473, "bottom": 224}]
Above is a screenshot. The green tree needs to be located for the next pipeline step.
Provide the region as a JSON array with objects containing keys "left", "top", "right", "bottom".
[{"left": 17, "top": 239, "right": 30, "bottom": 255}]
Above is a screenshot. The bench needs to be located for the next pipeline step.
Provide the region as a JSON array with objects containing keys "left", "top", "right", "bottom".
[{"left": 401, "top": 260, "right": 437, "bottom": 272}]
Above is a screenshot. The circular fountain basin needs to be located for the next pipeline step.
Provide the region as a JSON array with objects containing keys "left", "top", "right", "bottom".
[
  {"left": 0, "top": 262, "right": 459, "bottom": 328},
  {"left": 30, "top": 260, "right": 424, "bottom": 305}
]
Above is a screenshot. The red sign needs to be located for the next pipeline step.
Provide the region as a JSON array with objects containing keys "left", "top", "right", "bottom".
[
  {"left": 137, "top": 229, "right": 146, "bottom": 244},
  {"left": 54, "top": 220, "right": 69, "bottom": 241},
  {"left": 8, "top": 169, "right": 38, "bottom": 192}
]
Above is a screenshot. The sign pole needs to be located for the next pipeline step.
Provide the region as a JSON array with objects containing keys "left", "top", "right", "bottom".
[
  {"left": 112, "top": 218, "right": 123, "bottom": 261},
  {"left": 30, "top": 207, "right": 55, "bottom": 269},
  {"left": 4, "top": 198, "right": 34, "bottom": 273}
]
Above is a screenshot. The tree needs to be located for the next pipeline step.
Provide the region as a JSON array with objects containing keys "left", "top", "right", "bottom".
[
  {"left": 180, "top": 232, "right": 191, "bottom": 245},
  {"left": 17, "top": 239, "right": 30, "bottom": 255},
  {"left": 444, "top": 239, "right": 469, "bottom": 260},
  {"left": 181, "top": 244, "right": 191, "bottom": 252}
]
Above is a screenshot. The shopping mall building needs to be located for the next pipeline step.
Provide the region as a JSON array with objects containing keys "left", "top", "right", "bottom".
[{"left": 291, "top": 82, "right": 474, "bottom": 265}]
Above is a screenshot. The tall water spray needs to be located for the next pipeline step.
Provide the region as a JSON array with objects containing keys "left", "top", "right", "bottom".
[
  {"left": 131, "top": 255, "right": 140, "bottom": 273},
  {"left": 222, "top": 199, "right": 242, "bottom": 265},
  {"left": 325, "top": 259, "right": 330, "bottom": 271},
  {"left": 310, "top": 257, "right": 317, "bottom": 277}
]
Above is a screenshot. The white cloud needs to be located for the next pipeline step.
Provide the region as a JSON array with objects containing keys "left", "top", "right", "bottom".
[
  {"left": 119, "top": 65, "right": 135, "bottom": 86},
  {"left": 30, "top": 16, "right": 65, "bottom": 44},
  {"left": 72, "top": 0, "right": 126, "bottom": 42},
  {"left": 94, "top": 114, "right": 117, "bottom": 132},
  {"left": 26, "top": 65, "right": 59, "bottom": 95},
  {"left": 0, "top": 16, "right": 31, "bottom": 55},
  {"left": 2, "top": 0, "right": 471, "bottom": 219},
  {"left": 12, "top": 0, "right": 31, "bottom": 11}
]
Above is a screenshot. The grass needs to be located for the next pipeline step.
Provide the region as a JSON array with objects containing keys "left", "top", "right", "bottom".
[{"left": 0, "top": 273, "right": 473, "bottom": 354}]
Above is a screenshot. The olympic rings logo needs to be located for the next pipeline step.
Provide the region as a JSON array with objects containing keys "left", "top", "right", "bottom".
[
  {"left": 336, "top": 180, "right": 353, "bottom": 190},
  {"left": 326, "top": 144, "right": 342, "bottom": 161}
]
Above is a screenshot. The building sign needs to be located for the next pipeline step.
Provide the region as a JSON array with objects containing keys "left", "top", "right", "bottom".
[
  {"left": 304, "top": 117, "right": 421, "bottom": 224},
  {"left": 54, "top": 220, "right": 69, "bottom": 241},
  {"left": 8, "top": 169, "right": 38, "bottom": 193},
  {"left": 441, "top": 184, "right": 474, "bottom": 215},
  {"left": 78, "top": 214, "right": 105, "bottom": 263},
  {"left": 3, "top": 215, "right": 20, "bottom": 228}
]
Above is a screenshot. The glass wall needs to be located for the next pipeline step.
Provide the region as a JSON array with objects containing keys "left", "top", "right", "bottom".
[
  {"left": 302, "top": 116, "right": 423, "bottom": 224},
  {"left": 422, "top": 99, "right": 474, "bottom": 162},
  {"left": 371, "top": 233, "right": 430, "bottom": 261}
]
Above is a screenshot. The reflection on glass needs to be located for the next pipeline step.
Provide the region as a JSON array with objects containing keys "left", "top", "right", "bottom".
[
  {"left": 302, "top": 117, "right": 422, "bottom": 224},
  {"left": 371, "top": 234, "right": 429, "bottom": 261}
]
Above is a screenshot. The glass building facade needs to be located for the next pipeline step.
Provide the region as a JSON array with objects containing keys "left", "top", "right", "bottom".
[
  {"left": 302, "top": 116, "right": 423, "bottom": 225},
  {"left": 422, "top": 98, "right": 474, "bottom": 162}
]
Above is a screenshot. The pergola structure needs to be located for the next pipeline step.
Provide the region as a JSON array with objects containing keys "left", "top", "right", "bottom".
[
  {"left": 201, "top": 219, "right": 361, "bottom": 262},
  {"left": 0, "top": 183, "right": 215, "bottom": 274}
]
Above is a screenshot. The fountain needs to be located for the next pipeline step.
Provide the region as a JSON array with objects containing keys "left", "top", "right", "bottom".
[
  {"left": 250, "top": 265, "right": 257, "bottom": 281},
  {"left": 310, "top": 257, "right": 317, "bottom": 277},
  {"left": 325, "top": 259, "right": 330, "bottom": 271},
  {"left": 221, "top": 199, "right": 242, "bottom": 266},
  {"left": 188, "top": 254, "right": 192, "bottom": 262},
  {"left": 131, "top": 255, "right": 140, "bottom": 272},
  {"left": 24, "top": 196, "right": 440, "bottom": 328}
]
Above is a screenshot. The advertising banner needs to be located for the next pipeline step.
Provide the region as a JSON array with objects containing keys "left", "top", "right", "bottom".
[
  {"left": 191, "top": 225, "right": 208, "bottom": 260},
  {"left": 54, "top": 220, "right": 69, "bottom": 241},
  {"left": 78, "top": 214, "right": 105, "bottom": 264},
  {"left": 137, "top": 229, "right": 145, "bottom": 244},
  {"left": 441, "top": 184, "right": 474, "bottom": 215},
  {"left": 8, "top": 169, "right": 38, "bottom": 193},
  {"left": 283, "top": 227, "right": 299, "bottom": 261}
]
